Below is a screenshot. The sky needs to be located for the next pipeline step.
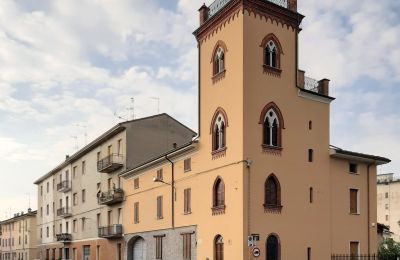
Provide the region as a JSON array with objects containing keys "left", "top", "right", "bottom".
[{"left": 0, "top": 0, "right": 399, "bottom": 220}]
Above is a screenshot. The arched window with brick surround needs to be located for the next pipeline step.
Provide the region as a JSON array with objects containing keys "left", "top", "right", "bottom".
[
  {"left": 210, "top": 107, "right": 229, "bottom": 157},
  {"left": 211, "top": 41, "right": 228, "bottom": 81},
  {"left": 214, "top": 235, "right": 224, "bottom": 260},
  {"left": 264, "top": 174, "right": 281, "bottom": 209},
  {"left": 259, "top": 102, "right": 284, "bottom": 150},
  {"left": 260, "top": 34, "right": 283, "bottom": 75},
  {"left": 212, "top": 177, "right": 226, "bottom": 215}
]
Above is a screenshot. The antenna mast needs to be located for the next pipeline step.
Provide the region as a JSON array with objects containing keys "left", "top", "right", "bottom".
[
  {"left": 127, "top": 97, "right": 135, "bottom": 120},
  {"left": 76, "top": 124, "right": 88, "bottom": 145},
  {"left": 150, "top": 97, "right": 160, "bottom": 114},
  {"left": 70, "top": 135, "right": 79, "bottom": 151}
]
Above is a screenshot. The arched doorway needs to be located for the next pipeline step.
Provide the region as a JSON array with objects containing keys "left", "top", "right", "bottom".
[
  {"left": 266, "top": 234, "right": 279, "bottom": 260},
  {"left": 127, "top": 236, "right": 146, "bottom": 260}
]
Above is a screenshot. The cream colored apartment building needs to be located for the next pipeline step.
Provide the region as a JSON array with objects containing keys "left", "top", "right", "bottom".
[
  {"left": 34, "top": 114, "right": 195, "bottom": 260},
  {"left": 0, "top": 209, "right": 37, "bottom": 260},
  {"left": 377, "top": 173, "right": 400, "bottom": 241},
  {"left": 118, "top": 0, "right": 391, "bottom": 259}
]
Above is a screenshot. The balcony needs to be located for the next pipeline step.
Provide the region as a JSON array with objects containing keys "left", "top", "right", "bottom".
[
  {"left": 98, "top": 189, "right": 124, "bottom": 205},
  {"left": 98, "top": 224, "right": 123, "bottom": 238},
  {"left": 56, "top": 233, "right": 72, "bottom": 243},
  {"left": 56, "top": 207, "right": 72, "bottom": 218},
  {"left": 56, "top": 180, "right": 71, "bottom": 193},
  {"left": 97, "top": 154, "right": 123, "bottom": 173}
]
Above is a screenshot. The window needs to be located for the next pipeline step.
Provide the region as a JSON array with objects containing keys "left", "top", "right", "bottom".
[
  {"left": 157, "top": 169, "right": 163, "bottom": 181},
  {"left": 308, "top": 149, "right": 314, "bottom": 162},
  {"left": 134, "top": 202, "right": 139, "bottom": 224},
  {"left": 82, "top": 161, "right": 86, "bottom": 175},
  {"left": 73, "top": 193, "right": 78, "bottom": 206},
  {"left": 155, "top": 235, "right": 165, "bottom": 259},
  {"left": 47, "top": 182, "right": 49, "bottom": 193},
  {"left": 309, "top": 187, "right": 313, "bottom": 203},
  {"left": 264, "top": 174, "right": 281, "bottom": 210},
  {"left": 385, "top": 204, "right": 389, "bottom": 210},
  {"left": 82, "top": 189, "right": 86, "bottom": 203},
  {"left": 349, "top": 163, "right": 358, "bottom": 174},
  {"left": 385, "top": 192, "right": 389, "bottom": 198},
  {"left": 73, "top": 220, "right": 77, "bottom": 233},
  {"left": 182, "top": 233, "right": 192, "bottom": 260},
  {"left": 97, "top": 214, "right": 101, "bottom": 228},
  {"left": 40, "top": 207, "right": 43, "bottom": 217},
  {"left": 350, "top": 189, "right": 359, "bottom": 214},
  {"left": 73, "top": 166, "right": 77, "bottom": 179},
  {"left": 214, "top": 235, "right": 224, "bottom": 260},
  {"left": 46, "top": 204, "right": 49, "bottom": 215},
  {"left": 212, "top": 177, "right": 225, "bottom": 215},
  {"left": 386, "top": 215, "right": 389, "bottom": 221},
  {"left": 184, "top": 158, "right": 191, "bottom": 172},
  {"left": 157, "top": 196, "right": 163, "bottom": 219},
  {"left": 211, "top": 108, "right": 228, "bottom": 155},
  {"left": 213, "top": 47, "right": 225, "bottom": 75},
  {"left": 82, "top": 218, "right": 85, "bottom": 231},
  {"left": 308, "top": 121, "right": 312, "bottom": 130},
  {"left": 134, "top": 178, "right": 139, "bottom": 189},
  {"left": 118, "top": 139, "right": 122, "bottom": 155},
  {"left": 266, "top": 234, "right": 280, "bottom": 260},
  {"left": 261, "top": 33, "right": 283, "bottom": 73},
  {"left": 350, "top": 241, "right": 359, "bottom": 256},
  {"left": 307, "top": 247, "right": 311, "bottom": 260},
  {"left": 184, "top": 188, "right": 191, "bottom": 214},
  {"left": 97, "top": 152, "right": 101, "bottom": 162},
  {"left": 260, "top": 102, "right": 284, "bottom": 150},
  {"left": 40, "top": 185, "right": 43, "bottom": 196}
]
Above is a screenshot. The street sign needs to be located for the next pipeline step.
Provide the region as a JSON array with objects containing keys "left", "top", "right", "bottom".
[
  {"left": 247, "top": 236, "right": 254, "bottom": 247},
  {"left": 252, "top": 247, "right": 261, "bottom": 257},
  {"left": 251, "top": 234, "right": 260, "bottom": 241}
]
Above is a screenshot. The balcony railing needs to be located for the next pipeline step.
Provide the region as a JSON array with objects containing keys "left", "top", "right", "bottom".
[
  {"left": 56, "top": 180, "right": 71, "bottom": 193},
  {"left": 331, "top": 254, "right": 380, "bottom": 260},
  {"left": 56, "top": 207, "right": 72, "bottom": 218},
  {"left": 304, "top": 77, "right": 319, "bottom": 93},
  {"left": 56, "top": 233, "right": 72, "bottom": 243},
  {"left": 98, "top": 224, "right": 123, "bottom": 238},
  {"left": 208, "top": 0, "right": 288, "bottom": 19},
  {"left": 97, "top": 154, "right": 123, "bottom": 173},
  {"left": 98, "top": 189, "right": 124, "bottom": 205}
]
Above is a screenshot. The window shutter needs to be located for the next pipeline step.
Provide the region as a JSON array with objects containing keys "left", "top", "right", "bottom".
[{"left": 350, "top": 189, "right": 358, "bottom": 214}]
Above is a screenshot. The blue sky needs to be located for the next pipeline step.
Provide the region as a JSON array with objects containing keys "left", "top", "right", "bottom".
[{"left": 0, "top": 0, "right": 399, "bottom": 219}]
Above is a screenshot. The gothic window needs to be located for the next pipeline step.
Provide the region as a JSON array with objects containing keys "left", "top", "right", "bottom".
[
  {"left": 259, "top": 102, "right": 284, "bottom": 150},
  {"left": 211, "top": 108, "right": 229, "bottom": 155},
  {"left": 214, "top": 47, "right": 225, "bottom": 75},
  {"left": 264, "top": 174, "right": 281, "bottom": 208},
  {"left": 214, "top": 235, "right": 224, "bottom": 260},
  {"left": 266, "top": 234, "right": 280, "bottom": 260},
  {"left": 265, "top": 41, "right": 277, "bottom": 68},
  {"left": 212, "top": 177, "right": 226, "bottom": 215}
]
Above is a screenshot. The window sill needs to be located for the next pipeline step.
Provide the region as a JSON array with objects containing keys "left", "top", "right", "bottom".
[
  {"left": 212, "top": 70, "right": 226, "bottom": 84},
  {"left": 262, "top": 145, "right": 282, "bottom": 155},
  {"left": 263, "top": 65, "right": 282, "bottom": 77},
  {"left": 183, "top": 211, "right": 192, "bottom": 215},
  {"left": 263, "top": 204, "right": 283, "bottom": 214},
  {"left": 212, "top": 147, "right": 227, "bottom": 159},
  {"left": 211, "top": 205, "right": 226, "bottom": 215},
  {"left": 349, "top": 212, "right": 360, "bottom": 215}
]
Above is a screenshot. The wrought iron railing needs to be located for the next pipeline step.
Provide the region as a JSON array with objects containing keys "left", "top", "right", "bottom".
[
  {"left": 304, "top": 76, "right": 319, "bottom": 93},
  {"left": 331, "top": 254, "right": 397, "bottom": 260},
  {"left": 56, "top": 180, "right": 71, "bottom": 192},
  {"left": 97, "top": 154, "right": 123, "bottom": 172},
  {"left": 98, "top": 189, "right": 124, "bottom": 205},
  {"left": 56, "top": 233, "right": 72, "bottom": 242},
  {"left": 98, "top": 224, "right": 123, "bottom": 238},
  {"left": 56, "top": 207, "right": 72, "bottom": 217}
]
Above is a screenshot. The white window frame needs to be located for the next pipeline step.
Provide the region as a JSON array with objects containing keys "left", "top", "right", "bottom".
[{"left": 349, "top": 188, "right": 360, "bottom": 215}]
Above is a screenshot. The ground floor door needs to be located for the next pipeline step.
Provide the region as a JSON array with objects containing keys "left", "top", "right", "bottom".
[{"left": 132, "top": 237, "right": 145, "bottom": 260}]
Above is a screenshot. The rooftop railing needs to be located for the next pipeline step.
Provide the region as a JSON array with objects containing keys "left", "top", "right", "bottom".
[{"left": 304, "top": 77, "right": 319, "bottom": 93}]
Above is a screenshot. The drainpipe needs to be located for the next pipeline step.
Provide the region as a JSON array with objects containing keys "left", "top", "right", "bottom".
[
  {"left": 165, "top": 156, "right": 175, "bottom": 229},
  {"left": 367, "top": 163, "right": 373, "bottom": 255}
]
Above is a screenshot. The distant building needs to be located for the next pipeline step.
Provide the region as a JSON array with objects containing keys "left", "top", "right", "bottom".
[
  {"left": 377, "top": 173, "right": 400, "bottom": 241},
  {"left": 377, "top": 223, "right": 392, "bottom": 247},
  {"left": 0, "top": 209, "right": 37, "bottom": 260},
  {"left": 33, "top": 114, "right": 195, "bottom": 260}
]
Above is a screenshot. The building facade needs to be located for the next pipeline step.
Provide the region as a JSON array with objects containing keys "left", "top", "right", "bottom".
[
  {"left": 119, "top": 0, "right": 390, "bottom": 259},
  {"left": 34, "top": 114, "right": 195, "bottom": 260},
  {"left": 0, "top": 209, "right": 37, "bottom": 260},
  {"left": 377, "top": 173, "right": 400, "bottom": 241}
]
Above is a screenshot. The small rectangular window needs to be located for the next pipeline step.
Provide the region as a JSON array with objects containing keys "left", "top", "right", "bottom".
[
  {"left": 385, "top": 192, "right": 389, "bottom": 198},
  {"left": 184, "top": 188, "right": 191, "bottom": 214},
  {"left": 82, "top": 189, "right": 86, "bottom": 203},
  {"left": 350, "top": 189, "right": 359, "bottom": 214},
  {"left": 134, "top": 178, "right": 139, "bottom": 189},
  {"left": 73, "top": 166, "right": 77, "bottom": 179},
  {"left": 157, "top": 196, "right": 163, "bottom": 219},
  {"left": 157, "top": 169, "right": 163, "bottom": 181},
  {"left": 350, "top": 241, "right": 359, "bottom": 256},
  {"left": 82, "top": 218, "right": 85, "bottom": 231},
  {"left": 82, "top": 161, "right": 86, "bottom": 175},
  {"left": 349, "top": 163, "right": 358, "bottom": 174},
  {"left": 97, "top": 214, "right": 101, "bottom": 228},
  {"left": 386, "top": 215, "right": 389, "bottom": 221},
  {"left": 309, "top": 187, "right": 313, "bottom": 204},
  {"left": 308, "top": 149, "right": 313, "bottom": 162},
  {"left": 307, "top": 247, "right": 311, "bottom": 260},
  {"left": 118, "top": 139, "right": 122, "bottom": 155},
  {"left": 184, "top": 158, "right": 192, "bottom": 172},
  {"left": 134, "top": 202, "right": 139, "bottom": 224},
  {"left": 385, "top": 204, "right": 389, "bottom": 210},
  {"left": 73, "top": 220, "right": 77, "bottom": 233},
  {"left": 73, "top": 193, "right": 78, "bottom": 206}
]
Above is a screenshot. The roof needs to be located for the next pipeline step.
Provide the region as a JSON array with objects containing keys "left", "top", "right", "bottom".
[
  {"left": 330, "top": 145, "right": 391, "bottom": 165},
  {"left": 34, "top": 113, "right": 196, "bottom": 184},
  {"left": 0, "top": 210, "right": 37, "bottom": 224}
]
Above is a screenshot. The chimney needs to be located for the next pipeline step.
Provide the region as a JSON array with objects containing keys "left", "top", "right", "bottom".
[
  {"left": 318, "top": 79, "right": 330, "bottom": 96},
  {"left": 28, "top": 208, "right": 32, "bottom": 213},
  {"left": 65, "top": 155, "right": 70, "bottom": 160},
  {"left": 199, "top": 4, "right": 209, "bottom": 26},
  {"left": 297, "top": 70, "right": 305, "bottom": 88},
  {"left": 288, "top": 0, "right": 297, "bottom": 12},
  {"left": 173, "top": 143, "right": 177, "bottom": 149}
]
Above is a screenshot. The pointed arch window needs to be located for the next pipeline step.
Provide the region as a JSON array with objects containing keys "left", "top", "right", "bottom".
[
  {"left": 259, "top": 102, "right": 284, "bottom": 151},
  {"left": 265, "top": 41, "right": 277, "bottom": 68},
  {"left": 212, "top": 177, "right": 225, "bottom": 215},
  {"left": 211, "top": 41, "right": 227, "bottom": 82},
  {"left": 214, "top": 47, "right": 225, "bottom": 75},
  {"left": 260, "top": 34, "right": 283, "bottom": 76},
  {"left": 264, "top": 174, "right": 281, "bottom": 210},
  {"left": 266, "top": 234, "right": 280, "bottom": 260},
  {"left": 211, "top": 108, "right": 229, "bottom": 158},
  {"left": 214, "top": 235, "right": 224, "bottom": 260}
]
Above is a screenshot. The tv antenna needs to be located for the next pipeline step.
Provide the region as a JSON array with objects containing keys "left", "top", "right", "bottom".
[
  {"left": 126, "top": 97, "right": 135, "bottom": 120},
  {"left": 25, "top": 193, "right": 31, "bottom": 209},
  {"left": 150, "top": 97, "right": 160, "bottom": 114},
  {"left": 76, "top": 124, "right": 88, "bottom": 146},
  {"left": 114, "top": 112, "right": 128, "bottom": 122},
  {"left": 70, "top": 135, "right": 79, "bottom": 151}
]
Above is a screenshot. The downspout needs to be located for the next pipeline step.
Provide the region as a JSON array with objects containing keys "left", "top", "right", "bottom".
[
  {"left": 367, "top": 163, "right": 373, "bottom": 255},
  {"left": 165, "top": 156, "right": 175, "bottom": 229},
  {"left": 295, "top": 15, "right": 299, "bottom": 88},
  {"left": 198, "top": 41, "right": 201, "bottom": 138}
]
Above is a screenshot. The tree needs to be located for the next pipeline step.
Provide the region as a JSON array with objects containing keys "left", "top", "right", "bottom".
[{"left": 379, "top": 238, "right": 400, "bottom": 258}]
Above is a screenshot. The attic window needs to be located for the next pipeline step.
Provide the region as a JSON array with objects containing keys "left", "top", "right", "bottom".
[{"left": 349, "top": 163, "right": 358, "bottom": 174}]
